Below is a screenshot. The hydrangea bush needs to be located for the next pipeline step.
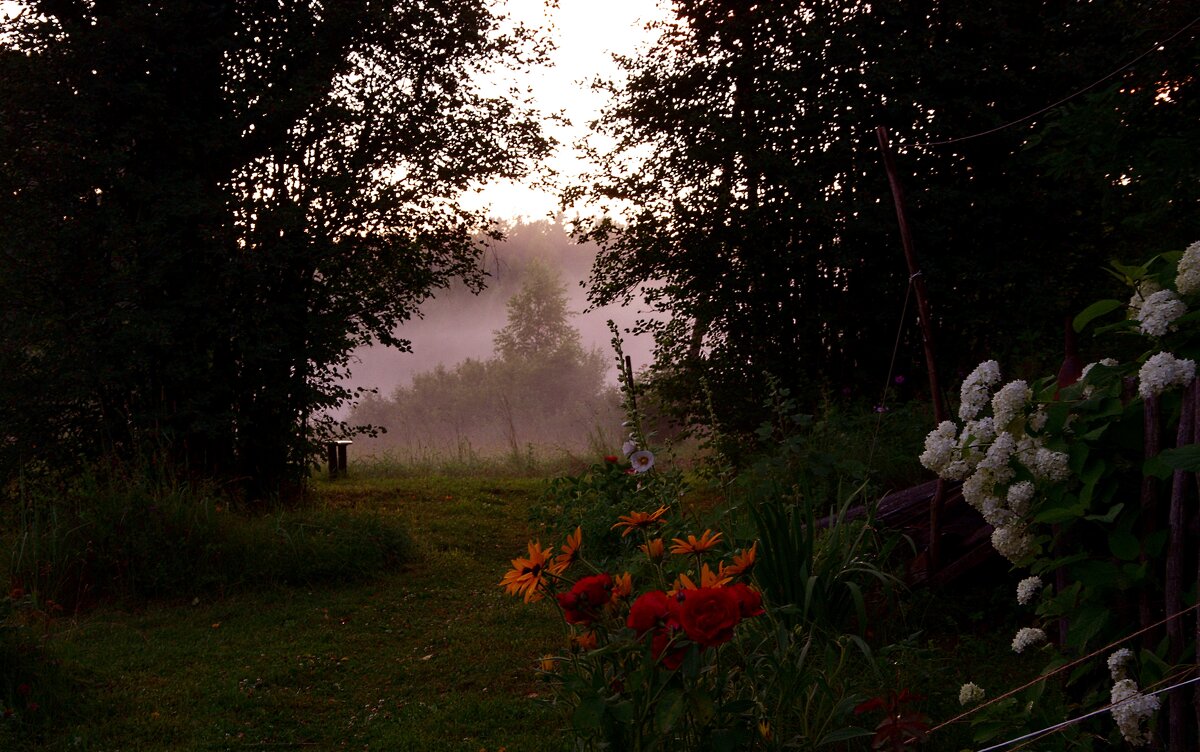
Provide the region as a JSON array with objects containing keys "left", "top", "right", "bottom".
[{"left": 922, "top": 240, "right": 1200, "bottom": 747}]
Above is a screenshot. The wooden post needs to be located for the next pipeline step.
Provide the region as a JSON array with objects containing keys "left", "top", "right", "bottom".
[
  {"left": 876, "top": 125, "right": 948, "bottom": 571},
  {"left": 1167, "top": 384, "right": 1195, "bottom": 749}
]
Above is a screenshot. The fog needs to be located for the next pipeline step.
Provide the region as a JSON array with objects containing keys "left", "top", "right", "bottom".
[{"left": 340, "top": 220, "right": 656, "bottom": 454}]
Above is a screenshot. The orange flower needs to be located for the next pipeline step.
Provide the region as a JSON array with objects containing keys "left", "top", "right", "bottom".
[
  {"left": 640, "top": 538, "right": 666, "bottom": 562},
  {"left": 668, "top": 572, "right": 697, "bottom": 597},
  {"left": 613, "top": 572, "right": 634, "bottom": 599},
  {"left": 571, "top": 630, "right": 599, "bottom": 651},
  {"left": 499, "top": 541, "right": 555, "bottom": 602},
  {"left": 670, "top": 530, "right": 723, "bottom": 556},
  {"left": 721, "top": 541, "right": 758, "bottom": 579},
  {"left": 612, "top": 506, "right": 669, "bottom": 537},
  {"left": 539, "top": 655, "right": 557, "bottom": 672},
  {"left": 552, "top": 526, "right": 583, "bottom": 573}
]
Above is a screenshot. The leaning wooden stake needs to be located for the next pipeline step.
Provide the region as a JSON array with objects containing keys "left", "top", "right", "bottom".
[
  {"left": 876, "top": 125, "right": 948, "bottom": 571},
  {"left": 1167, "top": 383, "right": 1194, "bottom": 749},
  {"left": 1140, "top": 394, "right": 1162, "bottom": 650}
]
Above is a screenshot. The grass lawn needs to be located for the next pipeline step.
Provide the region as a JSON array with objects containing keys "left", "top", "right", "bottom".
[{"left": 14, "top": 476, "right": 569, "bottom": 751}]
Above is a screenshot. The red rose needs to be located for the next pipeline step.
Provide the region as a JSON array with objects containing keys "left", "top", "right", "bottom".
[
  {"left": 604, "top": 455, "right": 619, "bottom": 463},
  {"left": 677, "top": 586, "right": 741, "bottom": 647},
  {"left": 556, "top": 573, "right": 613, "bottom": 624},
  {"left": 627, "top": 590, "right": 679, "bottom": 635},
  {"left": 728, "top": 582, "right": 764, "bottom": 618}
]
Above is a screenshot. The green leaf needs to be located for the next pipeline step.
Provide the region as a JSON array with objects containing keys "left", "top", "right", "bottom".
[
  {"left": 1154, "top": 445, "right": 1200, "bottom": 473},
  {"left": 1073, "top": 299, "right": 1124, "bottom": 332},
  {"left": 654, "top": 688, "right": 686, "bottom": 733},
  {"left": 573, "top": 695, "right": 607, "bottom": 731},
  {"left": 1109, "top": 530, "right": 1141, "bottom": 561},
  {"left": 1085, "top": 502, "right": 1124, "bottom": 523},
  {"left": 818, "top": 726, "right": 874, "bottom": 745}
]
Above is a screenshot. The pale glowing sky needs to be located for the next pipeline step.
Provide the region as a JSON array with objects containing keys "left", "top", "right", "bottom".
[{"left": 466, "top": 0, "right": 668, "bottom": 220}]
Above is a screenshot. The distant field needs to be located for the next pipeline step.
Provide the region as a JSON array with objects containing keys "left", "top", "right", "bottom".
[{"left": 14, "top": 476, "right": 568, "bottom": 751}]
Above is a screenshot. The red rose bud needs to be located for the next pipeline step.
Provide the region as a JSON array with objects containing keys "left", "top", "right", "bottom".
[
  {"left": 677, "top": 586, "right": 741, "bottom": 647},
  {"left": 728, "top": 582, "right": 764, "bottom": 618},
  {"left": 556, "top": 573, "right": 613, "bottom": 624},
  {"left": 603, "top": 455, "right": 619, "bottom": 463},
  {"left": 627, "top": 590, "right": 679, "bottom": 635}
]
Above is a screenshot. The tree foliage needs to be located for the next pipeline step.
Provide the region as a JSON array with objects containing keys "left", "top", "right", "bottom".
[
  {"left": 0, "top": 1, "right": 549, "bottom": 494},
  {"left": 569, "top": 0, "right": 1200, "bottom": 441}
]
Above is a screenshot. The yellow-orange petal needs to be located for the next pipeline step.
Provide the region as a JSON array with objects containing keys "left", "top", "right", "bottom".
[{"left": 669, "top": 529, "right": 723, "bottom": 556}]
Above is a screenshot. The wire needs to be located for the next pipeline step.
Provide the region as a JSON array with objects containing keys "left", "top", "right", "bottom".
[
  {"left": 976, "top": 673, "right": 1200, "bottom": 752},
  {"left": 913, "top": 14, "right": 1200, "bottom": 148},
  {"left": 924, "top": 601, "right": 1200, "bottom": 737}
]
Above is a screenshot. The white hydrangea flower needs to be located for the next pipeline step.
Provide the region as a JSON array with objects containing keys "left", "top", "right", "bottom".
[
  {"left": 980, "top": 497, "right": 1015, "bottom": 527},
  {"left": 1134, "top": 289, "right": 1186, "bottom": 337},
  {"left": 1107, "top": 648, "right": 1134, "bottom": 681},
  {"left": 1128, "top": 278, "right": 1163, "bottom": 314},
  {"left": 962, "top": 469, "right": 993, "bottom": 509},
  {"left": 1028, "top": 406, "right": 1048, "bottom": 432},
  {"left": 1014, "top": 435, "right": 1042, "bottom": 469},
  {"left": 959, "top": 682, "right": 985, "bottom": 706},
  {"left": 1032, "top": 447, "right": 1071, "bottom": 482},
  {"left": 1007, "top": 481, "right": 1035, "bottom": 516},
  {"left": 959, "top": 360, "right": 1002, "bottom": 421},
  {"left": 941, "top": 459, "right": 972, "bottom": 481},
  {"left": 1138, "top": 351, "right": 1197, "bottom": 400},
  {"left": 1011, "top": 626, "right": 1047, "bottom": 653},
  {"left": 1111, "top": 678, "right": 1159, "bottom": 746},
  {"left": 979, "top": 431, "right": 1017, "bottom": 475},
  {"left": 959, "top": 417, "right": 996, "bottom": 455},
  {"left": 1177, "top": 240, "right": 1200, "bottom": 296},
  {"left": 919, "top": 421, "right": 960, "bottom": 475},
  {"left": 992, "top": 380, "right": 1032, "bottom": 428},
  {"left": 993, "top": 525, "right": 1034, "bottom": 563},
  {"left": 1016, "top": 576, "right": 1044, "bottom": 605}
]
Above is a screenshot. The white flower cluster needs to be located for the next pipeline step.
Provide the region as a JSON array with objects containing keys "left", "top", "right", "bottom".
[
  {"left": 959, "top": 360, "right": 1002, "bottom": 421},
  {"left": 1128, "top": 278, "right": 1162, "bottom": 314},
  {"left": 1016, "top": 575, "right": 1043, "bottom": 605},
  {"left": 1111, "top": 678, "right": 1159, "bottom": 746},
  {"left": 958, "top": 682, "right": 985, "bottom": 706},
  {"left": 921, "top": 361, "right": 1079, "bottom": 563},
  {"left": 1011, "top": 626, "right": 1047, "bottom": 654},
  {"left": 992, "top": 380, "right": 1032, "bottom": 428},
  {"left": 1176, "top": 240, "right": 1200, "bottom": 296},
  {"left": 1137, "top": 351, "right": 1196, "bottom": 400},
  {"left": 1107, "top": 648, "right": 1134, "bottom": 681},
  {"left": 1133, "top": 289, "right": 1186, "bottom": 337}
]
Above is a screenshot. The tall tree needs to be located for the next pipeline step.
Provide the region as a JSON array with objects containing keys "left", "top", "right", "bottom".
[
  {"left": 0, "top": 1, "right": 549, "bottom": 494},
  {"left": 569, "top": 0, "right": 1199, "bottom": 440}
]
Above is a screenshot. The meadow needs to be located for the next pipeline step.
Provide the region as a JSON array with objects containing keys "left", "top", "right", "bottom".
[{"left": 1, "top": 474, "right": 569, "bottom": 751}]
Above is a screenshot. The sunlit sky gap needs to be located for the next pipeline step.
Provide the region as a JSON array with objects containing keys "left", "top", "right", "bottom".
[{"left": 463, "top": 0, "right": 669, "bottom": 220}]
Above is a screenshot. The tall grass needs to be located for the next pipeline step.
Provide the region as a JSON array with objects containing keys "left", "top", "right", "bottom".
[{"left": 5, "top": 463, "right": 413, "bottom": 610}]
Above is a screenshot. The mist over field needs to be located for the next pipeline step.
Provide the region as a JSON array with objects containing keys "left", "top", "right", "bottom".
[
  {"left": 343, "top": 220, "right": 656, "bottom": 458},
  {"left": 348, "top": 222, "right": 650, "bottom": 395}
]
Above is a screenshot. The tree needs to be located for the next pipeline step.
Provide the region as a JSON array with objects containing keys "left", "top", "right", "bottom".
[
  {"left": 494, "top": 259, "right": 584, "bottom": 361},
  {"left": 353, "top": 262, "right": 614, "bottom": 456},
  {"left": 0, "top": 2, "right": 549, "bottom": 494},
  {"left": 569, "top": 0, "right": 1200, "bottom": 441}
]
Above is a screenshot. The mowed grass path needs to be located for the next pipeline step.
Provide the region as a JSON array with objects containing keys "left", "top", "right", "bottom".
[{"left": 33, "top": 476, "right": 568, "bottom": 751}]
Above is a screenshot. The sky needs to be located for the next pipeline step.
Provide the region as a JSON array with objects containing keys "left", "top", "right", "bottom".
[
  {"left": 345, "top": 0, "right": 671, "bottom": 402},
  {"left": 463, "top": 0, "right": 668, "bottom": 220}
]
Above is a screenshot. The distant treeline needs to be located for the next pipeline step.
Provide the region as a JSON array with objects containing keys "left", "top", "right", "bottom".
[{"left": 351, "top": 262, "right": 622, "bottom": 458}]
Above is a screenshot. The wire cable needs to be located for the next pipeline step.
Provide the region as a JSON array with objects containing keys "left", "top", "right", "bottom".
[{"left": 913, "top": 14, "right": 1200, "bottom": 148}]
